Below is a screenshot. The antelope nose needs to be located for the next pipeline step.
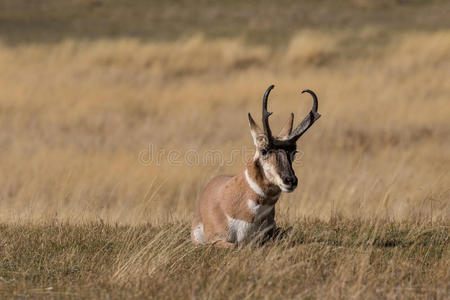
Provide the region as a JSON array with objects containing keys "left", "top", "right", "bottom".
[{"left": 283, "top": 176, "right": 297, "bottom": 186}]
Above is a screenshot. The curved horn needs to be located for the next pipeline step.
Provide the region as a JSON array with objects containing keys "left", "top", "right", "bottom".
[
  {"left": 262, "top": 85, "right": 275, "bottom": 143},
  {"left": 289, "top": 89, "right": 321, "bottom": 141}
]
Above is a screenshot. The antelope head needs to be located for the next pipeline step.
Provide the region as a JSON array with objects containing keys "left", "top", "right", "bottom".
[{"left": 248, "top": 85, "right": 321, "bottom": 193}]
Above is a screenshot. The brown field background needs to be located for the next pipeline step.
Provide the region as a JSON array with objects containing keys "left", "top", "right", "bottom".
[
  {"left": 0, "top": 0, "right": 449, "bottom": 298},
  {"left": 1, "top": 30, "right": 448, "bottom": 224}
]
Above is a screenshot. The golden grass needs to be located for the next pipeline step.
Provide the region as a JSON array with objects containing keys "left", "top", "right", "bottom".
[
  {"left": 0, "top": 27, "right": 449, "bottom": 298},
  {"left": 0, "top": 220, "right": 448, "bottom": 298}
]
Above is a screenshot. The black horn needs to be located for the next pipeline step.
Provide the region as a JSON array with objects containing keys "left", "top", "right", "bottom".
[
  {"left": 289, "top": 89, "right": 321, "bottom": 141},
  {"left": 262, "top": 85, "right": 275, "bottom": 143}
]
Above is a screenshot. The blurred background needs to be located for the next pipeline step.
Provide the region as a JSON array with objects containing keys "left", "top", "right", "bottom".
[{"left": 0, "top": 0, "right": 449, "bottom": 224}]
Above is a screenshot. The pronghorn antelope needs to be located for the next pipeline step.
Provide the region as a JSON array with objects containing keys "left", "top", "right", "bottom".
[{"left": 192, "top": 85, "right": 321, "bottom": 248}]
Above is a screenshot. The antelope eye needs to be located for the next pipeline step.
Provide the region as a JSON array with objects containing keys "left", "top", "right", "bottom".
[{"left": 260, "top": 149, "right": 268, "bottom": 156}]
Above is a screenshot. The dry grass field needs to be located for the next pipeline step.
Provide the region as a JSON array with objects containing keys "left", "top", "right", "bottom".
[{"left": 0, "top": 0, "right": 449, "bottom": 298}]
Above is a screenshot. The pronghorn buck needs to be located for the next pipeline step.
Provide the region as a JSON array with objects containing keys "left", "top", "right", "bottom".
[{"left": 192, "top": 85, "right": 321, "bottom": 248}]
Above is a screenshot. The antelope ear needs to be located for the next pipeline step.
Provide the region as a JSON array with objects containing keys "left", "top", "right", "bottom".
[
  {"left": 278, "top": 113, "right": 294, "bottom": 139},
  {"left": 248, "top": 113, "right": 267, "bottom": 147}
]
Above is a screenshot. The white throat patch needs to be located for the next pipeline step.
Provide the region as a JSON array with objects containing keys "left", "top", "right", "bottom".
[
  {"left": 245, "top": 169, "right": 265, "bottom": 197},
  {"left": 248, "top": 200, "right": 274, "bottom": 223}
]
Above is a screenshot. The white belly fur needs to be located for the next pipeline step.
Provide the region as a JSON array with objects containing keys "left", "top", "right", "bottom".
[
  {"left": 226, "top": 200, "right": 275, "bottom": 245},
  {"left": 193, "top": 223, "right": 206, "bottom": 244},
  {"left": 226, "top": 216, "right": 257, "bottom": 244}
]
